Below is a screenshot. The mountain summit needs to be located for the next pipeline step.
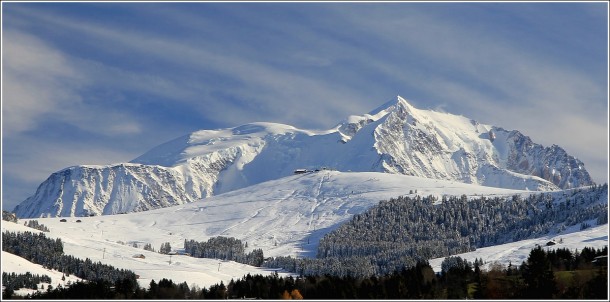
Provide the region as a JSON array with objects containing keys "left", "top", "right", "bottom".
[{"left": 14, "top": 96, "right": 594, "bottom": 217}]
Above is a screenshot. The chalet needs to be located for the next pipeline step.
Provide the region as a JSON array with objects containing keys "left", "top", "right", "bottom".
[
  {"left": 293, "top": 169, "right": 308, "bottom": 174},
  {"left": 132, "top": 254, "right": 146, "bottom": 259},
  {"left": 545, "top": 241, "right": 556, "bottom": 246}
]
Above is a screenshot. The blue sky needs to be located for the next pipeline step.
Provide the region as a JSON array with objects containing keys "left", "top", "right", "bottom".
[{"left": 2, "top": 2, "right": 608, "bottom": 211}]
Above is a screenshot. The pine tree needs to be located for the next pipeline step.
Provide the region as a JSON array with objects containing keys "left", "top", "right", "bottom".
[
  {"left": 522, "top": 246, "right": 556, "bottom": 298},
  {"left": 159, "top": 242, "right": 172, "bottom": 254}
]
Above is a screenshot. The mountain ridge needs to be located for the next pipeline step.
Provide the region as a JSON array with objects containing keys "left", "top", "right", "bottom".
[{"left": 14, "top": 96, "right": 594, "bottom": 218}]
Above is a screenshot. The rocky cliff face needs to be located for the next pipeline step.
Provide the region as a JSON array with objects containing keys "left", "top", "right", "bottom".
[
  {"left": 14, "top": 96, "right": 594, "bottom": 218},
  {"left": 502, "top": 130, "right": 592, "bottom": 189}
]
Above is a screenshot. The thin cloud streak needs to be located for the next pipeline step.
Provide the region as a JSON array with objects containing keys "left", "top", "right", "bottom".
[
  {"left": 3, "top": 29, "right": 144, "bottom": 138},
  {"left": 2, "top": 29, "right": 83, "bottom": 136},
  {"left": 7, "top": 5, "right": 372, "bottom": 129}
]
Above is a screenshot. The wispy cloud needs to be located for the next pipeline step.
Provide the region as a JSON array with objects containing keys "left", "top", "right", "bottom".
[
  {"left": 4, "top": 5, "right": 375, "bottom": 130},
  {"left": 3, "top": 29, "right": 144, "bottom": 137},
  {"left": 3, "top": 29, "right": 83, "bottom": 135}
]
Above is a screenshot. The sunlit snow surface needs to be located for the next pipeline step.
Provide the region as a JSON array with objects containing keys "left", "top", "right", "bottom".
[{"left": 3, "top": 171, "right": 607, "bottom": 290}]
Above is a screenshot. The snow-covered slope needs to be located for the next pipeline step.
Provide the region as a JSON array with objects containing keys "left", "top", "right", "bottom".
[
  {"left": 2, "top": 251, "right": 83, "bottom": 296},
  {"left": 5, "top": 172, "right": 528, "bottom": 289},
  {"left": 4, "top": 172, "right": 606, "bottom": 290},
  {"left": 11, "top": 172, "right": 497, "bottom": 289},
  {"left": 1, "top": 221, "right": 291, "bottom": 291},
  {"left": 21, "top": 172, "right": 531, "bottom": 259},
  {"left": 1, "top": 223, "right": 84, "bottom": 295},
  {"left": 14, "top": 96, "right": 593, "bottom": 218}
]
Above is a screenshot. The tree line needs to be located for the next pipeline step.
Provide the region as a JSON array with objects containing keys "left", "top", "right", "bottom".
[
  {"left": 12, "top": 245, "right": 606, "bottom": 299},
  {"left": 24, "top": 220, "right": 50, "bottom": 232},
  {"left": 2, "top": 272, "right": 52, "bottom": 294},
  {"left": 2, "top": 231, "right": 137, "bottom": 286},
  {"left": 184, "top": 236, "right": 265, "bottom": 267}
]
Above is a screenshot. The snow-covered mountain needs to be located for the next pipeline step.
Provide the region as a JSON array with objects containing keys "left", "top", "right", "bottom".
[{"left": 14, "top": 96, "right": 593, "bottom": 218}]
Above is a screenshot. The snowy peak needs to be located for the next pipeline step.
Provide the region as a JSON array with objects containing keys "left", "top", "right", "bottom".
[
  {"left": 14, "top": 96, "right": 594, "bottom": 218},
  {"left": 337, "top": 95, "right": 416, "bottom": 142},
  {"left": 367, "top": 95, "right": 415, "bottom": 117}
]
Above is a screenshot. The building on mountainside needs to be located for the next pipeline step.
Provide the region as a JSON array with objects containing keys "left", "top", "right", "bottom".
[
  {"left": 546, "top": 241, "right": 556, "bottom": 246},
  {"left": 132, "top": 254, "right": 146, "bottom": 259},
  {"left": 60, "top": 219, "right": 67, "bottom": 222},
  {"left": 294, "top": 169, "right": 308, "bottom": 174}
]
